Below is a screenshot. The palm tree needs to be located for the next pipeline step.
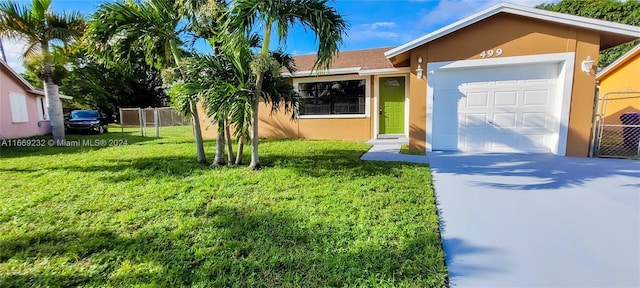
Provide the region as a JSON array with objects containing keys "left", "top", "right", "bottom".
[
  {"left": 225, "top": 0, "right": 347, "bottom": 169},
  {"left": 173, "top": 33, "right": 298, "bottom": 167},
  {"left": 85, "top": 0, "right": 212, "bottom": 164},
  {"left": 0, "top": 0, "right": 84, "bottom": 145}
]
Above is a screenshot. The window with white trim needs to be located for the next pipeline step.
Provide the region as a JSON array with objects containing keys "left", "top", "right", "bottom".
[
  {"left": 9, "top": 92, "right": 29, "bottom": 123},
  {"left": 37, "top": 97, "right": 49, "bottom": 121},
  {"left": 298, "top": 79, "right": 366, "bottom": 115}
]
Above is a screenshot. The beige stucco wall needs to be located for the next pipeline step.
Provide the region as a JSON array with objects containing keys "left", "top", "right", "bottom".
[
  {"left": 404, "top": 13, "right": 601, "bottom": 157},
  {"left": 199, "top": 75, "right": 375, "bottom": 141}
]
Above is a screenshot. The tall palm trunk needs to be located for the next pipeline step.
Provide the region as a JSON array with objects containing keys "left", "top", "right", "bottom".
[
  {"left": 224, "top": 119, "right": 234, "bottom": 165},
  {"left": 42, "top": 44, "right": 65, "bottom": 146},
  {"left": 235, "top": 137, "right": 244, "bottom": 165},
  {"left": 212, "top": 124, "right": 225, "bottom": 166},
  {"left": 189, "top": 100, "right": 207, "bottom": 163},
  {"left": 248, "top": 91, "right": 261, "bottom": 169},
  {"left": 171, "top": 40, "right": 206, "bottom": 164},
  {"left": 248, "top": 19, "right": 272, "bottom": 170}
]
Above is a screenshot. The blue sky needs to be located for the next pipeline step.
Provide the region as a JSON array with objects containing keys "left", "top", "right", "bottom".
[{"left": 2, "top": 0, "right": 554, "bottom": 73}]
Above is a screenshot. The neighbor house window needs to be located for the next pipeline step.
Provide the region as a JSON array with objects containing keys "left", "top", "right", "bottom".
[
  {"left": 37, "top": 97, "right": 48, "bottom": 121},
  {"left": 9, "top": 92, "right": 29, "bottom": 123},
  {"left": 298, "top": 79, "right": 366, "bottom": 115}
]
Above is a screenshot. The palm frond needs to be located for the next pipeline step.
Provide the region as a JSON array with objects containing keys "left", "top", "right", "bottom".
[
  {"left": 44, "top": 10, "right": 85, "bottom": 42},
  {"left": 271, "top": 50, "right": 296, "bottom": 74},
  {"left": 289, "top": 0, "right": 347, "bottom": 71},
  {"left": 0, "top": 1, "right": 41, "bottom": 41},
  {"left": 23, "top": 38, "right": 40, "bottom": 58},
  {"left": 226, "top": 0, "right": 346, "bottom": 71},
  {"left": 85, "top": 0, "right": 183, "bottom": 70},
  {"left": 0, "top": 0, "right": 83, "bottom": 58}
]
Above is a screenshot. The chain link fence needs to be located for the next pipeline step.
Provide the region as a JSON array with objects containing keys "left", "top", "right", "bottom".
[
  {"left": 119, "top": 107, "right": 191, "bottom": 137},
  {"left": 592, "top": 92, "right": 640, "bottom": 158}
]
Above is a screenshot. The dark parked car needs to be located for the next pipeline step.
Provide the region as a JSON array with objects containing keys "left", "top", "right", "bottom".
[{"left": 65, "top": 110, "right": 109, "bottom": 134}]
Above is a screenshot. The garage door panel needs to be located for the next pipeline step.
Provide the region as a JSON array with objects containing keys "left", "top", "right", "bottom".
[
  {"left": 465, "top": 92, "right": 489, "bottom": 107},
  {"left": 492, "top": 113, "right": 517, "bottom": 128},
  {"left": 432, "top": 63, "right": 559, "bottom": 153},
  {"left": 494, "top": 91, "right": 518, "bottom": 106},
  {"left": 523, "top": 90, "right": 550, "bottom": 106},
  {"left": 459, "top": 114, "right": 489, "bottom": 136},
  {"left": 488, "top": 135, "right": 521, "bottom": 150},
  {"left": 459, "top": 134, "right": 487, "bottom": 150},
  {"left": 522, "top": 112, "right": 548, "bottom": 128}
]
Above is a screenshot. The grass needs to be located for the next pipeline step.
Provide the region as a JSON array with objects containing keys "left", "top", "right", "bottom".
[
  {"left": 0, "top": 126, "right": 448, "bottom": 287},
  {"left": 400, "top": 144, "right": 426, "bottom": 156}
]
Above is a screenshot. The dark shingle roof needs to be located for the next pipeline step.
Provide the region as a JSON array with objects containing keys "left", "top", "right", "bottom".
[{"left": 291, "top": 47, "right": 394, "bottom": 72}]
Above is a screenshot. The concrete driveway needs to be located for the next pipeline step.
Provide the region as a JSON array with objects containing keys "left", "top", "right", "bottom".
[{"left": 428, "top": 152, "right": 640, "bottom": 287}]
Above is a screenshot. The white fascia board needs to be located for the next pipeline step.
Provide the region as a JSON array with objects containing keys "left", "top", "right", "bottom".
[
  {"left": 385, "top": 2, "right": 640, "bottom": 59},
  {"left": 358, "top": 67, "right": 410, "bottom": 76},
  {"left": 385, "top": 4, "right": 502, "bottom": 58},
  {"left": 597, "top": 44, "right": 640, "bottom": 79},
  {"left": 281, "top": 67, "right": 361, "bottom": 77},
  {"left": 501, "top": 5, "right": 640, "bottom": 37},
  {"left": 433, "top": 52, "right": 574, "bottom": 70}
]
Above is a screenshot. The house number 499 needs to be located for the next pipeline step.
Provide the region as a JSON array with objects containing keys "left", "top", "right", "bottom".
[{"left": 480, "top": 48, "right": 503, "bottom": 58}]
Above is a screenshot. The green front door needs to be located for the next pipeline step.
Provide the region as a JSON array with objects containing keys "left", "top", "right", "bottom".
[{"left": 379, "top": 77, "right": 405, "bottom": 134}]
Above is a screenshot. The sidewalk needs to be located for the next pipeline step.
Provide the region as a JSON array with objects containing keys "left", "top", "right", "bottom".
[{"left": 360, "top": 138, "right": 429, "bottom": 164}]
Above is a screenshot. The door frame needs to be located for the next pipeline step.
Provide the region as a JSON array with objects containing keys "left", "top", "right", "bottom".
[
  {"left": 425, "top": 52, "right": 575, "bottom": 156},
  {"left": 374, "top": 74, "right": 409, "bottom": 138}
]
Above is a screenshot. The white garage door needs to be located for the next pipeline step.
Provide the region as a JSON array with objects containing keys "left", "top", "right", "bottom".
[{"left": 432, "top": 63, "right": 559, "bottom": 153}]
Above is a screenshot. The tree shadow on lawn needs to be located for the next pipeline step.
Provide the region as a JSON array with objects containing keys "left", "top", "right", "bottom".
[
  {"left": 0, "top": 132, "right": 155, "bottom": 159},
  {"left": 259, "top": 147, "right": 428, "bottom": 178},
  {"left": 0, "top": 155, "right": 212, "bottom": 183},
  {"left": 0, "top": 146, "right": 425, "bottom": 183},
  {"left": 0, "top": 203, "right": 448, "bottom": 287}
]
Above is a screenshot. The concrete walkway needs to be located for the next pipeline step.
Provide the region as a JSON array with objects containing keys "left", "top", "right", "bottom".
[
  {"left": 360, "top": 138, "right": 429, "bottom": 163},
  {"left": 429, "top": 152, "right": 640, "bottom": 287}
]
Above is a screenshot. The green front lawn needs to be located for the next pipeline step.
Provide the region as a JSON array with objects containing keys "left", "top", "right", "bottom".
[{"left": 0, "top": 128, "right": 447, "bottom": 287}]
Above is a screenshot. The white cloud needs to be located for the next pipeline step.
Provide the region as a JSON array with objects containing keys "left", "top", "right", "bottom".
[
  {"left": 348, "top": 22, "right": 401, "bottom": 42},
  {"left": 1, "top": 37, "right": 27, "bottom": 74},
  {"left": 370, "top": 22, "right": 397, "bottom": 29},
  {"left": 419, "top": 0, "right": 557, "bottom": 27},
  {"left": 291, "top": 50, "right": 317, "bottom": 56}
]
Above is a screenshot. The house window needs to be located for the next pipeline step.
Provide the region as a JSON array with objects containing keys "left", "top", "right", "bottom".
[
  {"left": 298, "top": 79, "right": 366, "bottom": 115},
  {"left": 37, "top": 97, "right": 49, "bottom": 121},
  {"left": 9, "top": 92, "right": 29, "bottom": 123}
]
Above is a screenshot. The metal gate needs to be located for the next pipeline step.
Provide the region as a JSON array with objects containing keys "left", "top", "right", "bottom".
[{"left": 592, "top": 92, "right": 640, "bottom": 158}]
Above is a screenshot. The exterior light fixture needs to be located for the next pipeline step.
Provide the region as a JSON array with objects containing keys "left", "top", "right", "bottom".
[
  {"left": 416, "top": 56, "right": 423, "bottom": 79},
  {"left": 581, "top": 56, "right": 594, "bottom": 75}
]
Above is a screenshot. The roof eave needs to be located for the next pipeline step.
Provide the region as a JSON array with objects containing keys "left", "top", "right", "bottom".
[
  {"left": 385, "top": 3, "right": 640, "bottom": 59},
  {"left": 29, "top": 89, "right": 73, "bottom": 99},
  {"left": 282, "top": 67, "right": 362, "bottom": 77},
  {"left": 596, "top": 44, "right": 640, "bottom": 80}
]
